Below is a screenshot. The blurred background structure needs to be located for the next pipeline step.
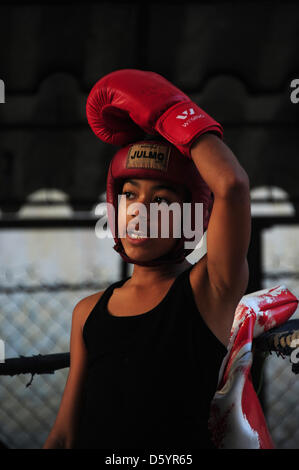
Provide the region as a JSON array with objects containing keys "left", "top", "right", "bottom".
[{"left": 0, "top": 1, "right": 299, "bottom": 449}]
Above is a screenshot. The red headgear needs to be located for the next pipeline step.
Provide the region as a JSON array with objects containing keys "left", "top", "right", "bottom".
[{"left": 106, "top": 140, "right": 213, "bottom": 266}]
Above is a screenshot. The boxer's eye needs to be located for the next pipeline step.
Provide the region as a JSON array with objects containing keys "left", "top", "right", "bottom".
[
  {"left": 121, "top": 191, "right": 135, "bottom": 200},
  {"left": 154, "top": 196, "right": 170, "bottom": 205},
  {"left": 121, "top": 190, "right": 170, "bottom": 205}
]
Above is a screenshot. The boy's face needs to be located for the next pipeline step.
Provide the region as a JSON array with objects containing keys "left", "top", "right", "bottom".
[{"left": 118, "top": 178, "right": 187, "bottom": 264}]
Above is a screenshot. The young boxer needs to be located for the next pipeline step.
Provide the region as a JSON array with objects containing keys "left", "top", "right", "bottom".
[{"left": 43, "top": 70, "right": 251, "bottom": 449}]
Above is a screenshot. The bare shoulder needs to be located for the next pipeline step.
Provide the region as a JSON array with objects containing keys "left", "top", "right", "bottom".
[
  {"left": 189, "top": 256, "right": 245, "bottom": 348},
  {"left": 73, "top": 291, "right": 105, "bottom": 332}
]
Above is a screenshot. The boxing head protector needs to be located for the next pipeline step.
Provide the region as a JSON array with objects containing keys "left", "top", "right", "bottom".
[{"left": 106, "top": 139, "right": 213, "bottom": 266}]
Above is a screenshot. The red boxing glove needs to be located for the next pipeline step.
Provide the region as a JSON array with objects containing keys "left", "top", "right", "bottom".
[{"left": 86, "top": 69, "right": 223, "bottom": 158}]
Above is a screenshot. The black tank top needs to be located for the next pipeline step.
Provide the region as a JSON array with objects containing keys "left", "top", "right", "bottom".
[{"left": 75, "top": 265, "right": 228, "bottom": 450}]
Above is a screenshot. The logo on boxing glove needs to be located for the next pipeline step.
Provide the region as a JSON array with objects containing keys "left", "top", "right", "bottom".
[
  {"left": 175, "top": 107, "right": 205, "bottom": 128},
  {"left": 0, "top": 79, "right": 5, "bottom": 104},
  {"left": 176, "top": 108, "right": 196, "bottom": 119}
]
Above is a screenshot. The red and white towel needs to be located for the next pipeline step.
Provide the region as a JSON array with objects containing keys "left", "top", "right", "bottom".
[{"left": 209, "top": 285, "right": 299, "bottom": 449}]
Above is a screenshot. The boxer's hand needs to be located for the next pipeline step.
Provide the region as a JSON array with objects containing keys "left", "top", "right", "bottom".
[{"left": 86, "top": 69, "right": 223, "bottom": 157}]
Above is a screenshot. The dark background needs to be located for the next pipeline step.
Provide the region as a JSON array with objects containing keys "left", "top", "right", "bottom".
[{"left": 1, "top": 1, "right": 299, "bottom": 286}]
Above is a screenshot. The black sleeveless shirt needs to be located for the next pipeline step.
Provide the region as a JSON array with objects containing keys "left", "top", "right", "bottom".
[{"left": 75, "top": 265, "right": 228, "bottom": 450}]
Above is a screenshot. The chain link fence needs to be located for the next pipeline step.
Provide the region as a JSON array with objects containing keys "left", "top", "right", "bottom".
[
  {"left": 0, "top": 262, "right": 117, "bottom": 449},
  {"left": 262, "top": 224, "right": 299, "bottom": 449}
]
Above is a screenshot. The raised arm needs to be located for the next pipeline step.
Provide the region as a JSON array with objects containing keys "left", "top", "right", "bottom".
[{"left": 189, "top": 133, "right": 251, "bottom": 345}]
